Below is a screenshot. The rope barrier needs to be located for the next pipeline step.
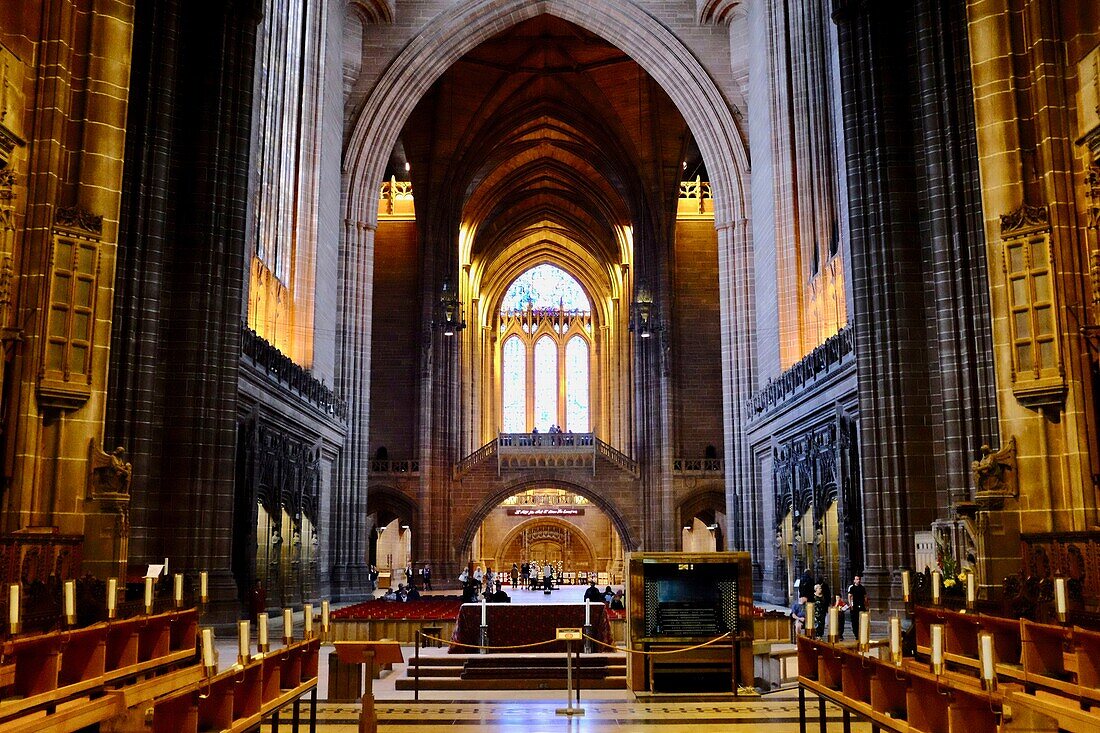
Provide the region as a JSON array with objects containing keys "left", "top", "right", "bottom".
[
  {"left": 416, "top": 630, "right": 735, "bottom": 655},
  {"left": 418, "top": 633, "right": 558, "bottom": 650},
  {"left": 583, "top": 632, "right": 733, "bottom": 655}
]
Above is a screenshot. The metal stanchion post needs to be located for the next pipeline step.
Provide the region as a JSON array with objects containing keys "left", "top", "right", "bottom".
[
  {"left": 555, "top": 638, "right": 585, "bottom": 717},
  {"left": 414, "top": 631, "right": 420, "bottom": 702}
]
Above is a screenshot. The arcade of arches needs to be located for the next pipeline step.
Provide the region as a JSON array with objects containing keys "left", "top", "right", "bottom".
[{"left": 1, "top": 0, "right": 1099, "bottom": 646}]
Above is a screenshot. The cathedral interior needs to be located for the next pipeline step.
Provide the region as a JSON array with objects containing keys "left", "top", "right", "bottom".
[{"left": 0, "top": 0, "right": 1098, "bottom": 730}]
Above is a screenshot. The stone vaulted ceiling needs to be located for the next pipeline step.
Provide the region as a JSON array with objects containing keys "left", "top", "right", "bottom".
[{"left": 398, "top": 15, "right": 698, "bottom": 273}]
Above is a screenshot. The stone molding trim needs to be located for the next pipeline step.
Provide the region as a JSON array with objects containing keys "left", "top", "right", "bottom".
[
  {"left": 697, "top": 0, "right": 741, "bottom": 26},
  {"left": 347, "top": 0, "right": 393, "bottom": 24}
]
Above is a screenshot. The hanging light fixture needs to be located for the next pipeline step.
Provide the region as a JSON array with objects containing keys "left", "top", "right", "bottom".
[{"left": 437, "top": 277, "right": 466, "bottom": 337}]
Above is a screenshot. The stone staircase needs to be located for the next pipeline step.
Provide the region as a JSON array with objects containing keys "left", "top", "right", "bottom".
[{"left": 396, "top": 652, "right": 628, "bottom": 691}]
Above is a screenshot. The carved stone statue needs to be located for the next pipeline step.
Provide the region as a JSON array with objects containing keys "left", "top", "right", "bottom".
[
  {"left": 89, "top": 440, "right": 132, "bottom": 496},
  {"left": 971, "top": 436, "right": 1017, "bottom": 505}
]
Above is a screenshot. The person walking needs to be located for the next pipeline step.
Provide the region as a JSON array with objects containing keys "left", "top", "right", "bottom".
[{"left": 847, "top": 574, "right": 868, "bottom": 639}]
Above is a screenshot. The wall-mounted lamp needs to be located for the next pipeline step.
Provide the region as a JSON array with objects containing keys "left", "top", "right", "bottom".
[
  {"left": 629, "top": 280, "right": 661, "bottom": 339},
  {"left": 435, "top": 278, "right": 466, "bottom": 337}
]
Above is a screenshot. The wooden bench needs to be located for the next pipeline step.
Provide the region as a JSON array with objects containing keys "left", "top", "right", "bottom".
[
  {"left": 0, "top": 609, "right": 201, "bottom": 733},
  {"left": 150, "top": 637, "right": 320, "bottom": 733}
]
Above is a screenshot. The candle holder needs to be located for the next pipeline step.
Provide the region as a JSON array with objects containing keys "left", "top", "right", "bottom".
[
  {"left": 889, "top": 616, "right": 902, "bottom": 666},
  {"left": 930, "top": 624, "right": 945, "bottom": 676},
  {"left": 978, "top": 631, "right": 997, "bottom": 691},
  {"left": 9, "top": 583, "right": 20, "bottom": 636},
  {"left": 63, "top": 580, "right": 77, "bottom": 628},
  {"left": 858, "top": 611, "right": 871, "bottom": 653},
  {"left": 257, "top": 613, "right": 270, "bottom": 654},
  {"left": 238, "top": 620, "right": 251, "bottom": 667},
  {"left": 201, "top": 628, "right": 217, "bottom": 677}
]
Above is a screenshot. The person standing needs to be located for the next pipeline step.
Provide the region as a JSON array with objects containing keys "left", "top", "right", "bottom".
[
  {"left": 543, "top": 560, "right": 554, "bottom": 590},
  {"left": 473, "top": 564, "right": 484, "bottom": 594},
  {"left": 521, "top": 561, "right": 530, "bottom": 590},
  {"left": 484, "top": 566, "right": 495, "bottom": 598},
  {"left": 813, "top": 584, "right": 827, "bottom": 636},
  {"left": 511, "top": 562, "right": 519, "bottom": 588},
  {"left": 847, "top": 574, "right": 868, "bottom": 639},
  {"left": 405, "top": 562, "right": 414, "bottom": 588},
  {"left": 422, "top": 563, "right": 432, "bottom": 590}
]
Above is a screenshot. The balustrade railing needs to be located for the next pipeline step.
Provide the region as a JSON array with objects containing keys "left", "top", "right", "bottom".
[
  {"left": 455, "top": 439, "right": 498, "bottom": 476},
  {"left": 595, "top": 438, "right": 639, "bottom": 477},
  {"left": 454, "top": 433, "right": 638, "bottom": 477},
  {"left": 369, "top": 459, "right": 420, "bottom": 474},
  {"left": 747, "top": 326, "right": 853, "bottom": 418},
  {"left": 241, "top": 326, "right": 348, "bottom": 420},
  {"left": 672, "top": 457, "right": 724, "bottom": 474}
]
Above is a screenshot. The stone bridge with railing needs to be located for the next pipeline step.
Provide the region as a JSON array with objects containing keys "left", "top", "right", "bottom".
[
  {"left": 448, "top": 433, "right": 646, "bottom": 552},
  {"left": 369, "top": 434, "right": 724, "bottom": 559}
]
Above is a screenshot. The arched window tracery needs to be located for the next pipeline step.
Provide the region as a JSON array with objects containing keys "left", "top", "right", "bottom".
[{"left": 497, "top": 266, "right": 593, "bottom": 432}]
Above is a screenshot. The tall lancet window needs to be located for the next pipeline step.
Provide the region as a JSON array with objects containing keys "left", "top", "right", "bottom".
[{"left": 498, "top": 265, "right": 593, "bottom": 433}]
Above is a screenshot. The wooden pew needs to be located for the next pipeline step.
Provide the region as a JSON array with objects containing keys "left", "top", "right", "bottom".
[
  {"left": 150, "top": 637, "right": 320, "bottom": 733},
  {"left": 0, "top": 609, "right": 200, "bottom": 733}
]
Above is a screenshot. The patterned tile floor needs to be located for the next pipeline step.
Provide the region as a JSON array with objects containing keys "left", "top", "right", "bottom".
[{"left": 267, "top": 689, "right": 868, "bottom": 731}]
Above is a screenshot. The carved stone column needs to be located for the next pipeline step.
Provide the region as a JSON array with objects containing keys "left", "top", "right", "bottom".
[{"left": 331, "top": 219, "right": 374, "bottom": 598}]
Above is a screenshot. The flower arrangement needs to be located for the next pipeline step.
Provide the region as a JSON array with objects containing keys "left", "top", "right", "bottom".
[{"left": 935, "top": 533, "right": 962, "bottom": 592}]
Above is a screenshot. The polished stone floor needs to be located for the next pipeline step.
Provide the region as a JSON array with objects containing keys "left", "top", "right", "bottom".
[{"left": 268, "top": 689, "right": 865, "bottom": 731}]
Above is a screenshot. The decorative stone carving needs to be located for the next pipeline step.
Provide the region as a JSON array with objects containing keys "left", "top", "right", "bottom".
[
  {"left": 971, "top": 436, "right": 1017, "bottom": 508},
  {"left": 88, "top": 439, "right": 133, "bottom": 498},
  {"left": 998, "top": 204, "right": 1049, "bottom": 237},
  {"left": 55, "top": 205, "right": 103, "bottom": 235}
]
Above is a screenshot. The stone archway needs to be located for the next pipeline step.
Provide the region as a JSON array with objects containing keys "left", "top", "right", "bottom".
[
  {"left": 494, "top": 516, "right": 601, "bottom": 571},
  {"left": 335, "top": 0, "right": 756, "bottom": 575},
  {"left": 456, "top": 478, "right": 638, "bottom": 562},
  {"left": 343, "top": 0, "right": 748, "bottom": 228}
]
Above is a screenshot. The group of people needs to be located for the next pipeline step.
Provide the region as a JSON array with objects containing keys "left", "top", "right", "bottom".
[
  {"left": 517, "top": 560, "right": 560, "bottom": 590},
  {"left": 379, "top": 583, "right": 421, "bottom": 602},
  {"left": 369, "top": 561, "right": 433, "bottom": 596},
  {"left": 791, "top": 572, "right": 868, "bottom": 639},
  {"left": 459, "top": 563, "right": 514, "bottom": 602},
  {"left": 582, "top": 580, "right": 625, "bottom": 609}
]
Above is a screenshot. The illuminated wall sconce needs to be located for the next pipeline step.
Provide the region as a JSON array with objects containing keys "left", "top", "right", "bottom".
[
  {"left": 629, "top": 280, "right": 661, "bottom": 339},
  {"left": 435, "top": 278, "right": 466, "bottom": 337}
]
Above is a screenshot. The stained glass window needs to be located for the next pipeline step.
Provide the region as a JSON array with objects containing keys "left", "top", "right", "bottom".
[
  {"left": 565, "top": 336, "right": 589, "bottom": 431},
  {"left": 501, "top": 337, "right": 526, "bottom": 432},
  {"left": 533, "top": 336, "right": 558, "bottom": 430},
  {"left": 500, "top": 264, "right": 590, "bottom": 313}
]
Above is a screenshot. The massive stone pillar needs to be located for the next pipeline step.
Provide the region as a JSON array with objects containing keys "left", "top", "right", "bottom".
[
  {"left": 717, "top": 217, "right": 754, "bottom": 555},
  {"left": 832, "top": 0, "right": 996, "bottom": 606},
  {"left": 109, "top": 0, "right": 260, "bottom": 618},
  {"left": 331, "top": 219, "right": 374, "bottom": 599}
]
